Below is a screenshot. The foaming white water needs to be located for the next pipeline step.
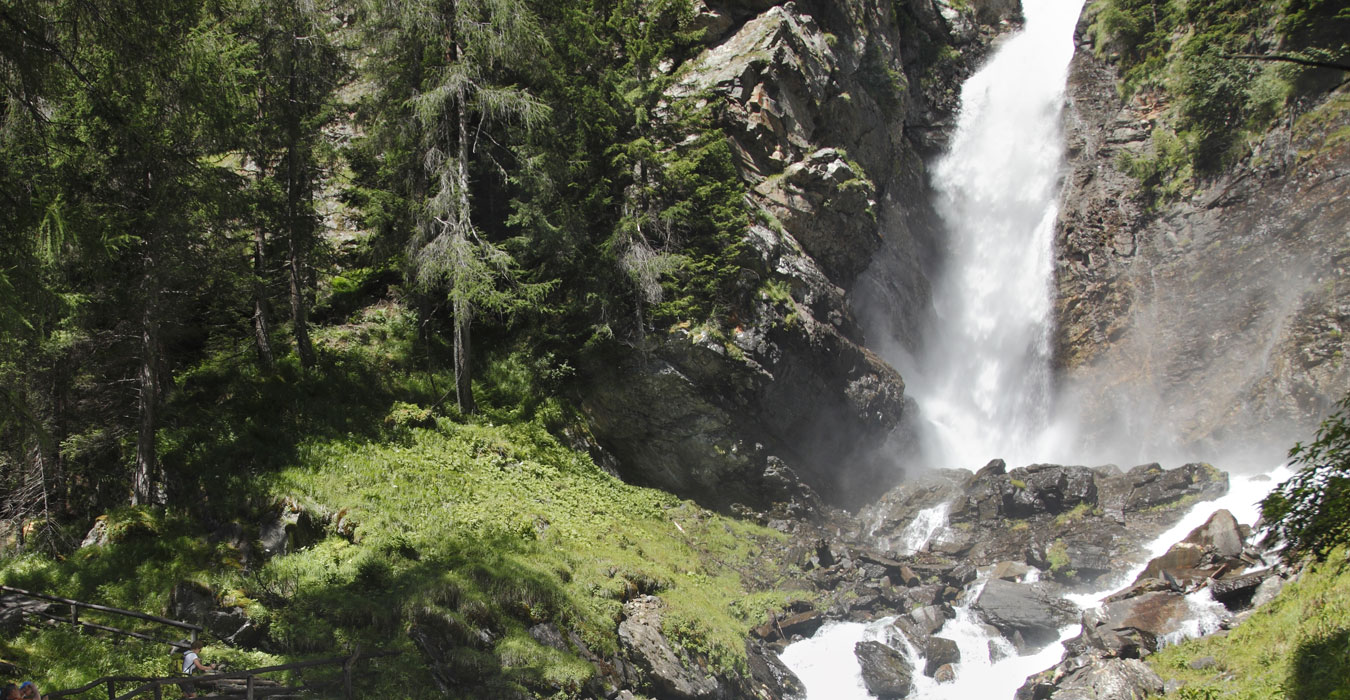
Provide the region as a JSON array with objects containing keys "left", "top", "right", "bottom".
[
  {"left": 907, "top": 0, "right": 1086, "bottom": 471},
  {"left": 778, "top": 620, "right": 892, "bottom": 699},
  {"left": 784, "top": 470, "right": 1291, "bottom": 698},
  {"left": 893, "top": 503, "right": 950, "bottom": 555},
  {"left": 1069, "top": 466, "right": 1292, "bottom": 608}
]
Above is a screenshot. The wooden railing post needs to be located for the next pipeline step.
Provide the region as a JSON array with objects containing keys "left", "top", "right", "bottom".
[
  {"left": 70, "top": 603, "right": 79, "bottom": 626},
  {"left": 106, "top": 679, "right": 114, "bottom": 700},
  {"left": 246, "top": 674, "right": 255, "bottom": 700}
]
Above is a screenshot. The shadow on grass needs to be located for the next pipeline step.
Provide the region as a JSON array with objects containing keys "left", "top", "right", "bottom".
[
  {"left": 160, "top": 345, "right": 450, "bottom": 520},
  {"left": 1287, "top": 626, "right": 1350, "bottom": 700},
  {"left": 243, "top": 533, "right": 588, "bottom": 698}
]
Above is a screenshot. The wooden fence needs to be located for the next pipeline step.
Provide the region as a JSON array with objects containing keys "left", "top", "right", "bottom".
[
  {"left": 0, "top": 585, "right": 201, "bottom": 648},
  {"left": 46, "top": 648, "right": 400, "bottom": 700}
]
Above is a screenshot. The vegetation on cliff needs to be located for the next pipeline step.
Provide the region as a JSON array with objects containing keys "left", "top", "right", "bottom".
[
  {"left": 1088, "top": 0, "right": 1349, "bottom": 202},
  {"left": 1262, "top": 392, "right": 1350, "bottom": 563}
]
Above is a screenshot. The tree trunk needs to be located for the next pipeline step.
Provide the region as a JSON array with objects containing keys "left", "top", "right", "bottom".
[
  {"left": 132, "top": 251, "right": 160, "bottom": 506},
  {"left": 286, "top": 48, "right": 315, "bottom": 370},
  {"left": 452, "top": 40, "right": 476, "bottom": 415},
  {"left": 453, "top": 294, "right": 474, "bottom": 414},
  {"left": 252, "top": 202, "right": 276, "bottom": 370}
]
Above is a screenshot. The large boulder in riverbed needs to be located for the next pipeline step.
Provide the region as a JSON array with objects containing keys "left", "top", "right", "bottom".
[
  {"left": 1116, "top": 463, "right": 1228, "bottom": 513},
  {"left": 1081, "top": 591, "right": 1195, "bottom": 648},
  {"left": 1017, "top": 657, "right": 1164, "bottom": 700},
  {"left": 922, "top": 636, "right": 961, "bottom": 677},
  {"left": 1135, "top": 509, "right": 1250, "bottom": 584},
  {"left": 1182, "top": 509, "right": 1244, "bottom": 558},
  {"left": 855, "top": 641, "right": 914, "bottom": 699},
  {"left": 973, "top": 579, "right": 1079, "bottom": 648}
]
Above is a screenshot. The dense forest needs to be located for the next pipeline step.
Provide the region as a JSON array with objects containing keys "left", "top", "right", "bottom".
[{"left": 0, "top": 0, "right": 754, "bottom": 525}]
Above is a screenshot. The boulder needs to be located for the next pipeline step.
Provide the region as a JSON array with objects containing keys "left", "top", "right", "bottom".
[
  {"left": 973, "top": 579, "right": 1079, "bottom": 648},
  {"left": 745, "top": 639, "right": 806, "bottom": 700},
  {"left": 1182, "top": 509, "right": 1244, "bottom": 558},
  {"left": 855, "top": 641, "right": 914, "bottom": 699},
  {"left": 1209, "top": 571, "right": 1272, "bottom": 611},
  {"left": 80, "top": 517, "right": 110, "bottom": 548},
  {"left": 168, "top": 580, "right": 215, "bottom": 626},
  {"left": 922, "top": 636, "right": 961, "bottom": 677},
  {"left": 618, "top": 596, "right": 721, "bottom": 699},
  {"left": 992, "top": 561, "right": 1032, "bottom": 581},
  {"left": 1122, "top": 463, "right": 1229, "bottom": 512},
  {"left": 934, "top": 662, "right": 958, "bottom": 683},
  {"left": 1053, "top": 658, "right": 1165, "bottom": 700},
  {"left": 909, "top": 605, "right": 948, "bottom": 636},
  {"left": 1083, "top": 592, "right": 1193, "bottom": 648},
  {"left": 259, "top": 497, "right": 321, "bottom": 558}
]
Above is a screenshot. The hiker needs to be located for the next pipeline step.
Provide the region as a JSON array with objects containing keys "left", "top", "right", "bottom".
[
  {"left": 181, "top": 641, "right": 215, "bottom": 698},
  {"left": 1, "top": 683, "right": 18, "bottom": 700},
  {"left": 15, "top": 682, "right": 40, "bottom": 700}
]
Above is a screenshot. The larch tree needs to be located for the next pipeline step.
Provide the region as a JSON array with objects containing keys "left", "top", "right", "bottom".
[
  {"left": 239, "top": 0, "right": 343, "bottom": 371},
  {"left": 369, "top": 0, "right": 551, "bottom": 414}
]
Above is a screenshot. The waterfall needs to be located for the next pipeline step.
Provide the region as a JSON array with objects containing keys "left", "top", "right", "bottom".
[{"left": 907, "top": 0, "right": 1086, "bottom": 471}]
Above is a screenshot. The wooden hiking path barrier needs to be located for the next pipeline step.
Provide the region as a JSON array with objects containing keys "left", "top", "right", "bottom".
[
  {"left": 0, "top": 585, "right": 201, "bottom": 648},
  {"left": 46, "top": 648, "right": 400, "bottom": 700}
]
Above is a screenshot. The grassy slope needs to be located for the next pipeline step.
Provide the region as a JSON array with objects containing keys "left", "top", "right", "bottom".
[
  {"left": 0, "top": 304, "right": 806, "bottom": 698},
  {"left": 1148, "top": 549, "right": 1350, "bottom": 699}
]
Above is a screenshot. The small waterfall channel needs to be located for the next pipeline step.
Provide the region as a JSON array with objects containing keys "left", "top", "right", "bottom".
[{"left": 779, "top": 0, "right": 1289, "bottom": 696}]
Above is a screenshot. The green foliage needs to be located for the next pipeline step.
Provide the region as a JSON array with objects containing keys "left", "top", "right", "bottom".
[
  {"left": 1262, "top": 393, "right": 1350, "bottom": 562},
  {"left": 1149, "top": 547, "right": 1350, "bottom": 699},
  {"left": 1089, "top": 0, "right": 1347, "bottom": 198},
  {"left": 1053, "top": 502, "right": 1102, "bottom": 527}
]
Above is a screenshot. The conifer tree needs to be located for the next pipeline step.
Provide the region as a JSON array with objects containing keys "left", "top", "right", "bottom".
[{"left": 368, "top": 0, "right": 550, "bottom": 413}]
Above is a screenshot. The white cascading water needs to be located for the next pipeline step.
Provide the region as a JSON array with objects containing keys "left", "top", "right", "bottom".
[
  {"left": 908, "top": 0, "right": 1085, "bottom": 472},
  {"left": 782, "top": 469, "right": 1291, "bottom": 699},
  {"left": 779, "top": 0, "right": 1293, "bottom": 696}
]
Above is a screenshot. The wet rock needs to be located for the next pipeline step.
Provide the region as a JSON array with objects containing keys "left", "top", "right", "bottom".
[
  {"left": 855, "top": 640, "right": 914, "bottom": 699},
  {"left": 1182, "top": 509, "right": 1244, "bottom": 558},
  {"left": 934, "top": 662, "right": 958, "bottom": 683},
  {"left": 922, "top": 636, "right": 961, "bottom": 677},
  {"left": 1052, "top": 657, "right": 1165, "bottom": 700},
  {"left": 973, "top": 579, "right": 1079, "bottom": 648},
  {"left": 745, "top": 639, "right": 806, "bottom": 700},
  {"left": 753, "top": 609, "right": 824, "bottom": 643},
  {"left": 909, "top": 605, "right": 948, "bottom": 635},
  {"left": 1121, "top": 463, "right": 1228, "bottom": 513},
  {"left": 1210, "top": 571, "right": 1272, "bottom": 611},
  {"left": 993, "top": 561, "right": 1032, "bottom": 581},
  {"left": 1085, "top": 591, "right": 1193, "bottom": 648}
]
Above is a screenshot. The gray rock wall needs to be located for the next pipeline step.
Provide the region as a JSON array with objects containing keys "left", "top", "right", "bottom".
[
  {"left": 1052, "top": 13, "right": 1350, "bottom": 468},
  {"left": 583, "top": 0, "right": 1011, "bottom": 508}
]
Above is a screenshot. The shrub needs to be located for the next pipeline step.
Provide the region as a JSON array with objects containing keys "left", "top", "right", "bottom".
[{"left": 1261, "top": 392, "right": 1350, "bottom": 562}]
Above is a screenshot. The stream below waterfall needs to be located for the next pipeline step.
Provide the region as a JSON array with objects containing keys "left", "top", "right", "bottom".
[
  {"left": 780, "top": 468, "right": 1291, "bottom": 699},
  {"left": 778, "top": 0, "right": 1292, "bottom": 695}
]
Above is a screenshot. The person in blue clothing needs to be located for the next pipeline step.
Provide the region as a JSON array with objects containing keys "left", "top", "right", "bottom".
[{"left": 181, "top": 641, "right": 215, "bottom": 698}]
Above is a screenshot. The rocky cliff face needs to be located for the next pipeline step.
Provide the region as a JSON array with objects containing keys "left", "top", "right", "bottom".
[
  {"left": 1053, "top": 13, "right": 1350, "bottom": 468},
  {"left": 582, "top": 0, "right": 1017, "bottom": 509}
]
